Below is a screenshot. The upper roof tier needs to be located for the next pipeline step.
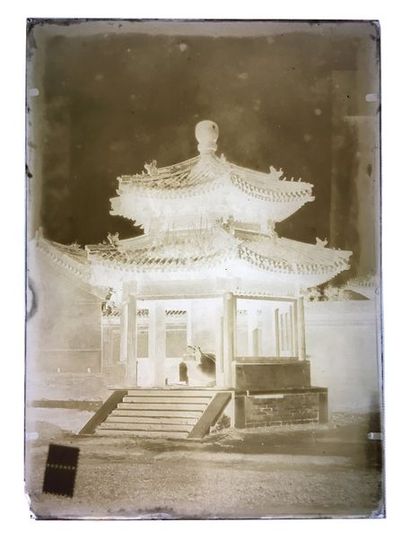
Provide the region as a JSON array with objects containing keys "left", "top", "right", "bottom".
[{"left": 110, "top": 120, "right": 315, "bottom": 231}]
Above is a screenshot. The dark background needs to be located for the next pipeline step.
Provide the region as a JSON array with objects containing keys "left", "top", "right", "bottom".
[{"left": 27, "top": 20, "right": 380, "bottom": 280}]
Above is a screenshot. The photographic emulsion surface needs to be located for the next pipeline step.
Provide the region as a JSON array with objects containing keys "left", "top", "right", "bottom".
[{"left": 25, "top": 19, "right": 383, "bottom": 519}]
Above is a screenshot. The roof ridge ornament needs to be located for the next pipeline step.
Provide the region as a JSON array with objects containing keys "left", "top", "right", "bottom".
[
  {"left": 107, "top": 232, "right": 120, "bottom": 246},
  {"left": 195, "top": 120, "right": 219, "bottom": 155},
  {"left": 315, "top": 237, "right": 328, "bottom": 247},
  {"left": 144, "top": 160, "right": 158, "bottom": 176}
]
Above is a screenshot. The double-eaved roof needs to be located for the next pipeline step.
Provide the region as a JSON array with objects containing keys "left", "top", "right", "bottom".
[{"left": 33, "top": 120, "right": 352, "bottom": 296}]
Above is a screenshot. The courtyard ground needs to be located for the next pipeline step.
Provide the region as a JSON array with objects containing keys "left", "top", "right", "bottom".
[{"left": 25, "top": 412, "right": 383, "bottom": 519}]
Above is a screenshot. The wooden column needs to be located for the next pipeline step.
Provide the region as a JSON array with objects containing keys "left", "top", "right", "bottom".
[
  {"left": 119, "top": 302, "right": 128, "bottom": 364},
  {"left": 119, "top": 283, "right": 138, "bottom": 385},
  {"left": 247, "top": 304, "right": 258, "bottom": 356},
  {"left": 297, "top": 296, "right": 307, "bottom": 361},
  {"left": 274, "top": 308, "right": 280, "bottom": 358},
  {"left": 223, "top": 292, "right": 236, "bottom": 388},
  {"left": 280, "top": 313, "right": 285, "bottom": 352},
  {"left": 186, "top": 301, "right": 193, "bottom": 347},
  {"left": 149, "top": 302, "right": 166, "bottom": 387},
  {"left": 215, "top": 304, "right": 224, "bottom": 388},
  {"left": 261, "top": 305, "right": 274, "bottom": 357},
  {"left": 126, "top": 294, "right": 137, "bottom": 386},
  {"left": 291, "top": 300, "right": 299, "bottom": 358},
  {"left": 253, "top": 328, "right": 262, "bottom": 356},
  {"left": 285, "top": 310, "right": 292, "bottom": 355}
]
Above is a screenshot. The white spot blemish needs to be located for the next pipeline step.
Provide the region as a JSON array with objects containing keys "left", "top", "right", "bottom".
[
  {"left": 303, "top": 134, "right": 312, "bottom": 143},
  {"left": 366, "top": 93, "right": 378, "bottom": 103},
  {"left": 179, "top": 43, "right": 188, "bottom": 52},
  {"left": 26, "top": 432, "right": 39, "bottom": 441},
  {"left": 314, "top": 108, "right": 322, "bottom": 116},
  {"left": 95, "top": 74, "right": 104, "bottom": 81},
  {"left": 29, "top": 88, "right": 39, "bottom": 97},
  {"left": 238, "top": 72, "right": 248, "bottom": 80}
]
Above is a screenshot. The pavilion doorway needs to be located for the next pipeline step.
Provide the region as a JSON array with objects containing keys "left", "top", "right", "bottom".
[
  {"left": 133, "top": 297, "right": 222, "bottom": 389},
  {"left": 104, "top": 293, "right": 306, "bottom": 389}
]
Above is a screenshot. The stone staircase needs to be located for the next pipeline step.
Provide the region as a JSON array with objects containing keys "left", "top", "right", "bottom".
[{"left": 80, "top": 389, "right": 231, "bottom": 440}]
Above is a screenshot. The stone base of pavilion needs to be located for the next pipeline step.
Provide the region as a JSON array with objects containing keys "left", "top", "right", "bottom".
[
  {"left": 234, "top": 386, "right": 328, "bottom": 429},
  {"left": 79, "top": 357, "right": 328, "bottom": 440}
]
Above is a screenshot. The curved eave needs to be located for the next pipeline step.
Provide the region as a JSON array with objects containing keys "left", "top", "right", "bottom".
[
  {"left": 112, "top": 153, "right": 314, "bottom": 224},
  {"left": 33, "top": 237, "right": 107, "bottom": 298},
  {"left": 87, "top": 248, "right": 234, "bottom": 273},
  {"left": 35, "top": 231, "right": 352, "bottom": 292},
  {"left": 110, "top": 182, "right": 314, "bottom": 226},
  {"left": 344, "top": 283, "right": 376, "bottom": 300},
  {"left": 118, "top": 153, "right": 312, "bottom": 192},
  {"left": 113, "top": 177, "right": 313, "bottom": 204},
  {"left": 238, "top": 246, "right": 351, "bottom": 279},
  {"left": 86, "top": 238, "right": 351, "bottom": 289}
]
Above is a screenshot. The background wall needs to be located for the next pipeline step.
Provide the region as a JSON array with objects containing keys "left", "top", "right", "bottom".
[
  {"left": 26, "top": 246, "right": 105, "bottom": 401},
  {"left": 305, "top": 301, "right": 381, "bottom": 413}
]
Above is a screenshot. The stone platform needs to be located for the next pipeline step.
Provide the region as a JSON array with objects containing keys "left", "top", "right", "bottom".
[{"left": 234, "top": 356, "right": 328, "bottom": 428}]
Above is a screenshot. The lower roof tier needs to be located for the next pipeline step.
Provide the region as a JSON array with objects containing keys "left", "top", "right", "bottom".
[{"left": 33, "top": 227, "right": 352, "bottom": 297}]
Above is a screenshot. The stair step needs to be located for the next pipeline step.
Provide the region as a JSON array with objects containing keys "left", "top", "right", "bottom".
[
  {"left": 99, "top": 422, "right": 192, "bottom": 432},
  {"left": 127, "top": 389, "right": 217, "bottom": 397},
  {"left": 106, "top": 415, "right": 197, "bottom": 425},
  {"left": 95, "top": 429, "right": 188, "bottom": 439},
  {"left": 111, "top": 409, "right": 203, "bottom": 418},
  {"left": 117, "top": 402, "right": 207, "bottom": 411},
  {"left": 122, "top": 396, "right": 212, "bottom": 404},
  {"left": 82, "top": 389, "right": 229, "bottom": 440}
]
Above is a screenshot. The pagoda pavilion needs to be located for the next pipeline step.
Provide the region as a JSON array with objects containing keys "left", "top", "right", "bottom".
[{"left": 34, "top": 120, "right": 352, "bottom": 438}]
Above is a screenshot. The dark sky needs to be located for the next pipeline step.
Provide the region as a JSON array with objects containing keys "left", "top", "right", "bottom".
[{"left": 27, "top": 20, "right": 379, "bottom": 277}]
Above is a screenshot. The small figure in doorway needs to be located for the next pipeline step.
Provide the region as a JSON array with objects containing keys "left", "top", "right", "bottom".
[
  {"left": 179, "top": 362, "right": 188, "bottom": 384},
  {"left": 187, "top": 345, "right": 216, "bottom": 377}
]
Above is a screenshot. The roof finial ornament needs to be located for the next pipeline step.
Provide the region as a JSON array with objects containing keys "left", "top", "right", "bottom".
[
  {"left": 315, "top": 236, "right": 328, "bottom": 247},
  {"left": 195, "top": 120, "right": 219, "bottom": 154}
]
